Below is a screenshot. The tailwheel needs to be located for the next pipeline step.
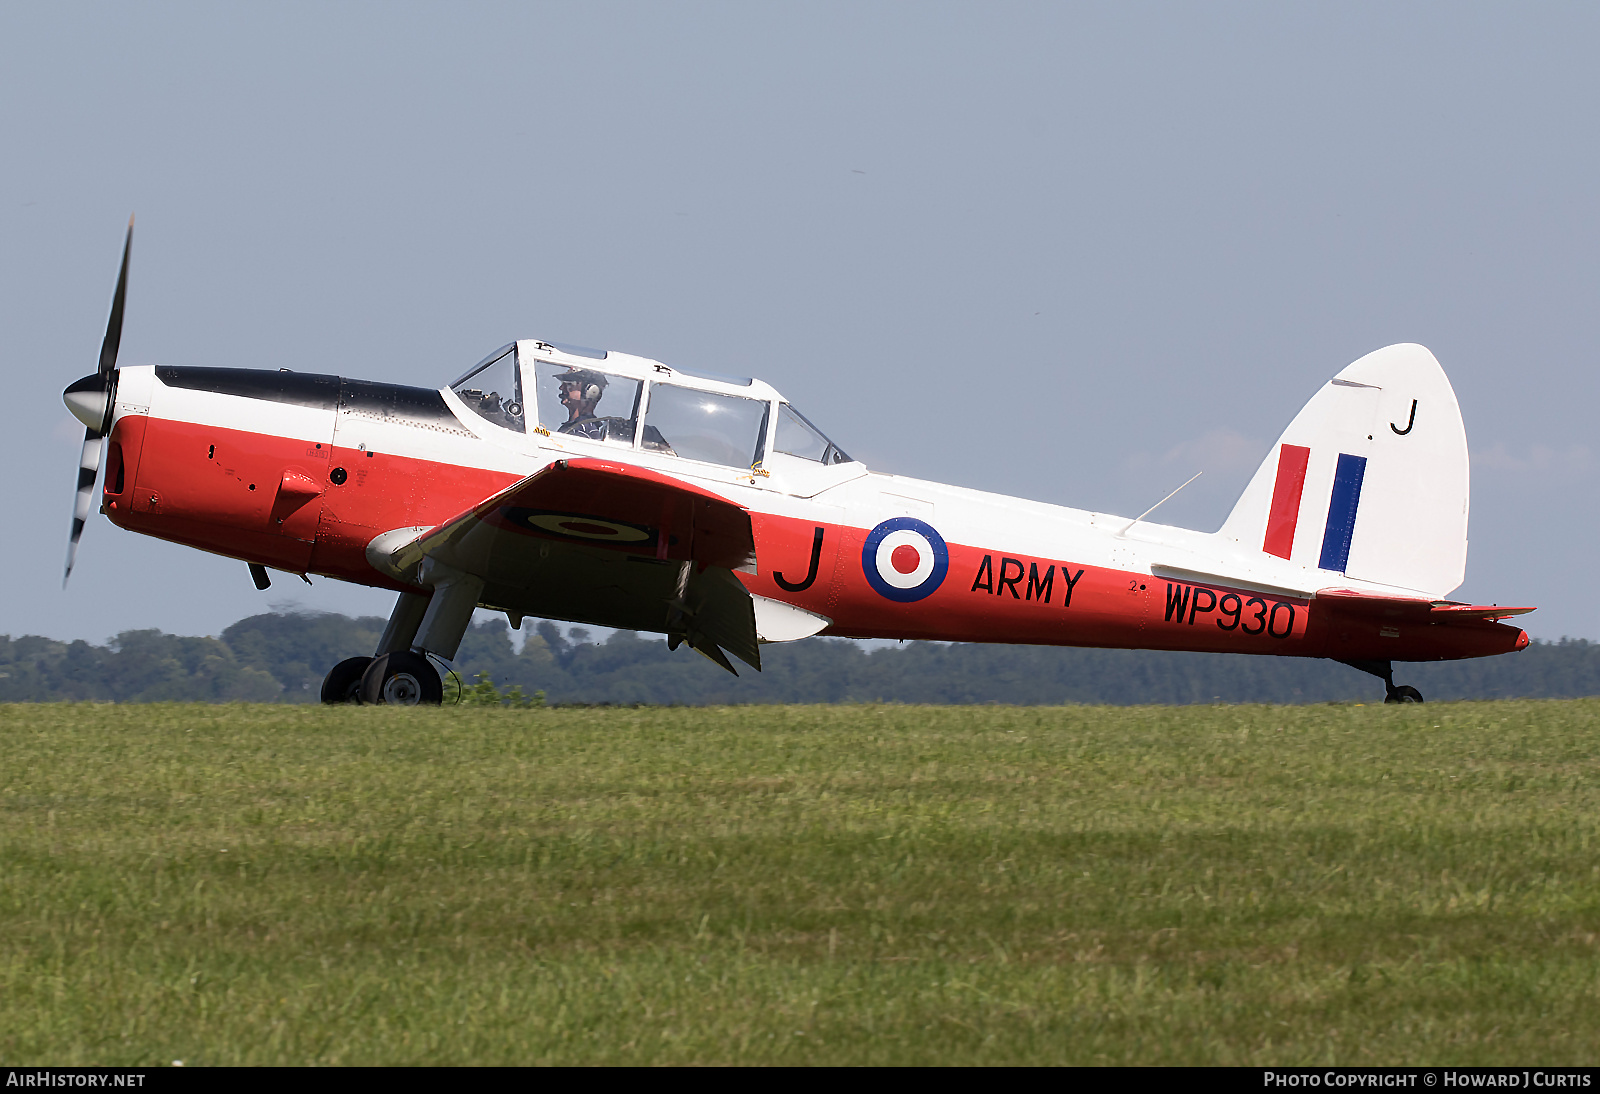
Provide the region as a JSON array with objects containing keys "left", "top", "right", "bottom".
[
  {"left": 320, "top": 656, "right": 374, "bottom": 705},
  {"left": 360, "top": 650, "right": 443, "bottom": 706},
  {"left": 1335, "top": 659, "right": 1425, "bottom": 705}
]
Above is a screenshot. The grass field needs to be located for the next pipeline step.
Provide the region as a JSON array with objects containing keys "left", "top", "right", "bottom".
[{"left": 1, "top": 700, "right": 1598, "bottom": 1065}]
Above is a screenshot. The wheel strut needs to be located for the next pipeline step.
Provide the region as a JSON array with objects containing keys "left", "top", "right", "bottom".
[{"left": 1334, "top": 659, "right": 1424, "bottom": 704}]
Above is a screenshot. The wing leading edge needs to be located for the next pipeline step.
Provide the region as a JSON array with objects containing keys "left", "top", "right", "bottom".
[{"left": 373, "top": 458, "right": 761, "bottom": 673}]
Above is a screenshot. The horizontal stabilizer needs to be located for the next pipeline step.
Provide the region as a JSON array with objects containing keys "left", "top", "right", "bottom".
[
  {"left": 1317, "top": 587, "right": 1536, "bottom": 623},
  {"left": 1313, "top": 587, "right": 1532, "bottom": 661},
  {"left": 1429, "top": 604, "right": 1536, "bottom": 620}
]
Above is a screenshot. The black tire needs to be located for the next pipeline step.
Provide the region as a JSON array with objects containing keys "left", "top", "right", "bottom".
[
  {"left": 360, "top": 650, "right": 443, "bottom": 706},
  {"left": 1385, "top": 685, "right": 1424, "bottom": 704},
  {"left": 320, "top": 656, "right": 373, "bottom": 705}
]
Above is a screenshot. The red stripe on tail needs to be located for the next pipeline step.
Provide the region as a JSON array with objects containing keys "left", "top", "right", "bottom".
[{"left": 1263, "top": 443, "right": 1310, "bottom": 559}]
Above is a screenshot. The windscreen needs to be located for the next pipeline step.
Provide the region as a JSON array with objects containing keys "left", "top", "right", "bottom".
[
  {"left": 449, "top": 345, "right": 524, "bottom": 433},
  {"left": 774, "top": 403, "right": 852, "bottom": 465}
]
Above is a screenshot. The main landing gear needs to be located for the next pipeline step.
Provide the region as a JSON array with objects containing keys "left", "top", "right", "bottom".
[
  {"left": 320, "top": 656, "right": 371, "bottom": 704},
  {"left": 1337, "top": 659, "right": 1425, "bottom": 704},
  {"left": 319, "top": 652, "right": 448, "bottom": 705},
  {"left": 320, "top": 558, "right": 486, "bottom": 706}
]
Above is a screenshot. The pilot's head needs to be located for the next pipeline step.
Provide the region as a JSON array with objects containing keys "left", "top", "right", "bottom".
[{"left": 557, "top": 369, "right": 607, "bottom": 419}]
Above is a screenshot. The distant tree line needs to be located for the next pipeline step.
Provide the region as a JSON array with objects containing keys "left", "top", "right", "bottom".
[{"left": 0, "top": 611, "right": 1596, "bottom": 705}]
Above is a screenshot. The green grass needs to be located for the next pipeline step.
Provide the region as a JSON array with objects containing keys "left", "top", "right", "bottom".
[{"left": 1, "top": 700, "right": 1598, "bottom": 1065}]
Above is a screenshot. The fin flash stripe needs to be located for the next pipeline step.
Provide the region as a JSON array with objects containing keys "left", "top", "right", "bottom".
[
  {"left": 1319, "top": 453, "right": 1367, "bottom": 573},
  {"left": 1263, "top": 444, "right": 1311, "bottom": 559}
]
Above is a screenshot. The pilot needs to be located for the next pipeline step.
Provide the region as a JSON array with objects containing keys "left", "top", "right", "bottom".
[
  {"left": 554, "top": 368, "right": 677, "bottom": 454},
  {"left": 556, "top": 369, "right": 610, "bottom": 440}
]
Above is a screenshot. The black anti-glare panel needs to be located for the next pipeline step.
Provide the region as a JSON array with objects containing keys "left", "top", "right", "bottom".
[{"left": 155, "top": 366, "right": 340, "bottom": 410}]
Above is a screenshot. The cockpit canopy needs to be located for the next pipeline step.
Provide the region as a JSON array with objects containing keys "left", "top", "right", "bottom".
[{"left": 449, "top": 342, "right": 851, "bottom": 472}]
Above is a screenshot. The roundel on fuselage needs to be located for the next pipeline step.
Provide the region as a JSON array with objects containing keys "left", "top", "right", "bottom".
[{"left": 861, "top": 517, "right": 949, "bottom": 603}]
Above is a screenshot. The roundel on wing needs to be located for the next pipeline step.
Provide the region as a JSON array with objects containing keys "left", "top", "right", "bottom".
[
  {"left": 861, "top": 517, "right": 949, "bottom": 603},
  {"left": 502, "top": 507, "right": 654, "bottom": 544}
]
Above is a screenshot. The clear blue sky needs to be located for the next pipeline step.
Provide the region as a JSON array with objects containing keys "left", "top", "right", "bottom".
[{"left": 3, "top": 2, "right": 1595, "bottom": 641}]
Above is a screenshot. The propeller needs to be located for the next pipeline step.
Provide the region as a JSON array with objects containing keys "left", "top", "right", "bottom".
[{"left": 62, "top": 215, "right": 133, "bottom": 585}]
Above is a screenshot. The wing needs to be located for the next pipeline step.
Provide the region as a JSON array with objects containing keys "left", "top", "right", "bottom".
[{"left": 371, "top": 458, "right": 761, "bottom": 673}]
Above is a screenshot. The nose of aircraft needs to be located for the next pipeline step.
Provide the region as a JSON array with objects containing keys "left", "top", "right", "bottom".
[
  {"left": 64, "top": 373, "right": 110, "bottom": 430},
  {"left": 1515, "top": 630, "right": 1530, "bottom": 651}
]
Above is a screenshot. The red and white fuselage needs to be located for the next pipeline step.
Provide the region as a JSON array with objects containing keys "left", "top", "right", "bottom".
[{"left": 84, "top": 338, "right": 1529, "bottom": 671}]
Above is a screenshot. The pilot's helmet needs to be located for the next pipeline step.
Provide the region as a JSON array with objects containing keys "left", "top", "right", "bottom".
[{"left": 557, "top": 369, "right": 608, "bottom": 401}]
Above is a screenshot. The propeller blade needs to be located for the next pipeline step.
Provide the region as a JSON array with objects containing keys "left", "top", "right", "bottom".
[
  {"left": 64, "top": 427, "right": 103, "bottom": 585},
  {"left": 64, "top": 216, "right": 133, "bottom": 585},
  {"left": 98, "top": 215, "right": 133, "bottom": 380}
]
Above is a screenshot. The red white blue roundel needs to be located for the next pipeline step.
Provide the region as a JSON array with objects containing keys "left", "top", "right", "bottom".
[
  {"left": 861, "top": 517, "right": 949, "bottom": 603},
  {"left": 502, "top": 507, "right": 654, "bottom": 544}
]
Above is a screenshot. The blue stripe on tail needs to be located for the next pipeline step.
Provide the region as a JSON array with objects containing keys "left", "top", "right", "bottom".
[{"left": 1318, "top": 453, "right": 1367, "bottom": 573}]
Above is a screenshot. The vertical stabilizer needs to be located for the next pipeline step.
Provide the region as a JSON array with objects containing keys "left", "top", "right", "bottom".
[{"left": 1217, "top": 344, "right": 1468, "bottom": 597}]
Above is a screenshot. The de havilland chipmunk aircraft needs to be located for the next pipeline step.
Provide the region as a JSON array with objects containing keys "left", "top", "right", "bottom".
[{"left": 63, "top": 222, "right": 1533, "bottom": 704}]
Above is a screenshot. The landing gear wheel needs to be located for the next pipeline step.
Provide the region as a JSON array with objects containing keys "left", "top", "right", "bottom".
[
  {"left": 1385, "top": 685, "right": 1424, "bottom": 704},
  {"left": 320, "top": 656, "right": 373, "bottom": 704},
  {"left": 360, "top": 651, "right": 443, "bottom": 706}
]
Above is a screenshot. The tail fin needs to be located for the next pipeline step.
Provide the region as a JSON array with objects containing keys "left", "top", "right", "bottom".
[{"left": 1217, "top": 344, "right": 1468, "bottom": 597}]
